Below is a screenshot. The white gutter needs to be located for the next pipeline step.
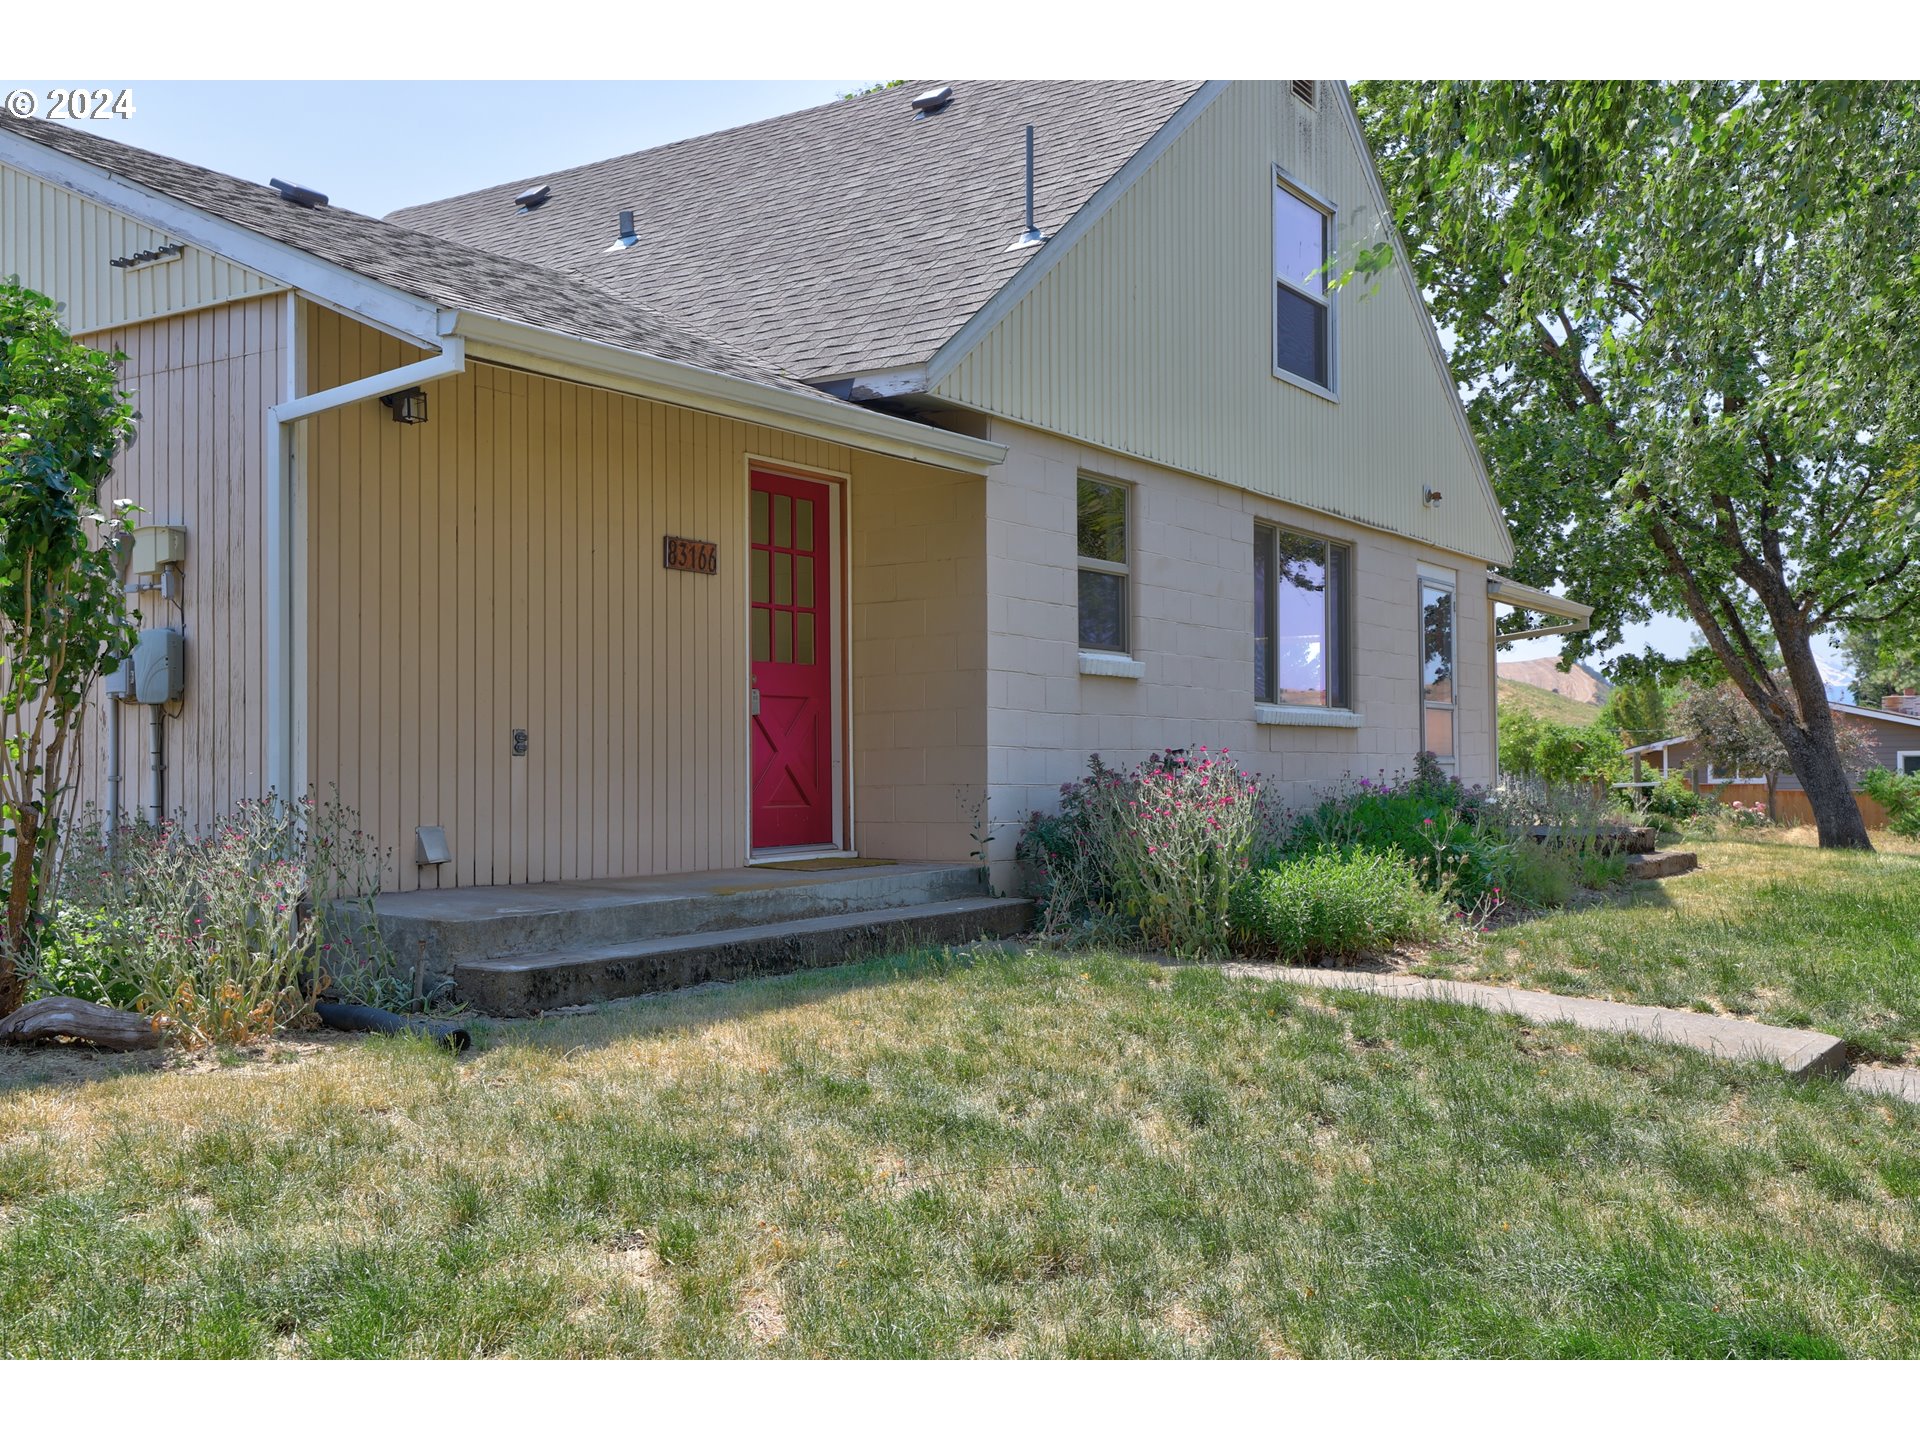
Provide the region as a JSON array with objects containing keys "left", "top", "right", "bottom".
[
  {"left": 452, "top": 316, "right": 1006, "bottom": 475},
  {"left": 263, "top": 307, "right": 465, "bottom": 804}
]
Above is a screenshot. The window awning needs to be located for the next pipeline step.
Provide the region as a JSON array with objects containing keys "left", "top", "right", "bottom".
[{"left": 1487, "top": 575, "right": 1593, "bottom": 641}]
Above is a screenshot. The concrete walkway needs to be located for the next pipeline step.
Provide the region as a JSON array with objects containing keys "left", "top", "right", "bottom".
[{"left": 1221, "top": 965, "right": 1920, "bottom": 1099}]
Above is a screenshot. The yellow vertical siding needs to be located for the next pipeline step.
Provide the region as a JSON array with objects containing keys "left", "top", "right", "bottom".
[
  {"left": 932, "top": 82, "right": 1509, "bottom": 565},
  {"left": 71, "top": 294, "right": 284, "bottom": 827},
  {"left": 303, "top": 310, "right": 985, "bottom": 890},
  {"left": 0, "top": 161, "right": 283, "bottom": 334}
]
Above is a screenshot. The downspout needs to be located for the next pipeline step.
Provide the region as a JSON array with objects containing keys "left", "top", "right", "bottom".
[{"left": 263, "top": 303, "right": 464, "bottom": 805}]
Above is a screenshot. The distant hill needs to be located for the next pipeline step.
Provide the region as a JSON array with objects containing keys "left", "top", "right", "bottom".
[
  {"left": 1497, "top": 658, "right": 1612, "bottom": 707},
  {"left": 1498, "top": 678, "right": 1604, "bottom": 729}
]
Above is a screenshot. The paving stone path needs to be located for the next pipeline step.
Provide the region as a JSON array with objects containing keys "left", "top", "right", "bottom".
[{"left": 1222, "top": 963, "right": 1920, "bottom": 1102}]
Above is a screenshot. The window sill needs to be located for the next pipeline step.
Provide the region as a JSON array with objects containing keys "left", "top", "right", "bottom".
[
  {"left": 1255, "top": 703, "right": 1362, "bottom": 729},
  {"left": 1079, "top": 651, "right": 1144, "bottom": 679},
  {"left": 1272, "top": 368, "right": 1339, "bottom": 403}
]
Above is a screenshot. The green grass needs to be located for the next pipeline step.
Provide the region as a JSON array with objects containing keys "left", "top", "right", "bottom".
[
  {"left": 1427, "top": 829, "right": 1920, "bottom": 1064},
  {"left": 3, "top": 940, "right": 1917, "bottom": 1357},
  {"left": 1499, "top": 679, "right": 1603, "bottom": 730}
]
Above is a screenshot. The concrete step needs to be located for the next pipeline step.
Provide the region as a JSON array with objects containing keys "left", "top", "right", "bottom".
[
  {"left": 454, "top": 896, "right": 1034, "bottom": 1016},
  {"left": 1626, "top": 851, "right": 1698, "bottom": 880},
  {"left": 371, "top": 862, "right": 989, "bottom": 977}
]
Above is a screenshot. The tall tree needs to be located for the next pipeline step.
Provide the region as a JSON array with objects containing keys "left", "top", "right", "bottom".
[
  {"left": 1355, "top": 81, "right": 1920, "bottom": 849},
  {"left": 0, "top": 281, "right": 138, "bottom": 1015}
]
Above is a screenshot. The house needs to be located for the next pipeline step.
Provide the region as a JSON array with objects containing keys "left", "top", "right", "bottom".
[
  {"left": 1622, "top": 695, "right": 1920, "bottom": 827},
  {"left": 0, "top": 82, "right": 1585, "bottom": 909}
]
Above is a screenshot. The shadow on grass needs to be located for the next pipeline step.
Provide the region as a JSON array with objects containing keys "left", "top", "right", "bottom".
[{"left": 0, "top": 1041, "right": 171, "bottom": 1099}]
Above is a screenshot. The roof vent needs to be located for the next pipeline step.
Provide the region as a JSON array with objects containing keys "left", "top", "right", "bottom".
[
  {"left": 1006, "top": 125, "right": 1046, "bottom": 251},
  {"left": 515, "top": 184, "right": 552, "bottom": 213},
  {"left": 268, "top": 178, "right": 328, "bottom": 209},
  {"left": 1292, "top": 80, "right": 1317, "bottom": 107},
  {"left": 605, "top": 209, "right": 639, "bottom": 252},
  {"left": 910, "top": 85, "right": 954, "bottom": 116}
]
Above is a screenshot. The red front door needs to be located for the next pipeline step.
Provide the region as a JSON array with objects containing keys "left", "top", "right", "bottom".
[{"left": 750, "top": 471, "right": 834, "bottom": 849}]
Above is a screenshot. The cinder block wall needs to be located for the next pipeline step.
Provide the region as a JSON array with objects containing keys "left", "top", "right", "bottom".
[{"left": 982, "top": 419, "right": 1493, "bottom": 890}]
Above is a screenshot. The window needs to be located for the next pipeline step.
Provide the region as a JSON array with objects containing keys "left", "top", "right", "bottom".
[
  {"left": 1255, "top": 523, "right": 1349, "bottom": 708},
  {"left": 1897, "top": 751, "right": 1920, "bottom": 777},
  {"left": 1420, "top": 578, "right": 1456, "bottom": 762},
  {"left": 1077, "top": 476, "right": 1129, "bottom": 654},
  {"left": 1274, "top": 177, "right": 1333, "bottom": 392}
]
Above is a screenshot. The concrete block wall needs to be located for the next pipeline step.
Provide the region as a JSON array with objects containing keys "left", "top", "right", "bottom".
[{"left": 982, "top": 419, "right": 1494, "bottom": 888}]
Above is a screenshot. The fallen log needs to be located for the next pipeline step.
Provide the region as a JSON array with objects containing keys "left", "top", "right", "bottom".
[{"left": 0, "top": 996, "right": 167, "bottom": 1051}]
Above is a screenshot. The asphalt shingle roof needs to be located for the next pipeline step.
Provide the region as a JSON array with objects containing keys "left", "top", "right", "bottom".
[
  {"left": 388, "top": 81, "right": 1204, "bottom": 378},
  {"left": 0, "top": 112, "right": 815, "bottom": 396}
]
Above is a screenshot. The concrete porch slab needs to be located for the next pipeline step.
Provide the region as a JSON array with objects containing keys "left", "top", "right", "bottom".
[{"left": 362, "top": 861, "right": 990, "bottom": 981}]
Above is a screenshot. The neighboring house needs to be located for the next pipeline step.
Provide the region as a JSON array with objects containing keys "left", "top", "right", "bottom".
[
  {"left": 1622, "top": 695, "right": 1920, "bottom": 827},
  {"left": 0, "top": 82, "right": 1585, "bottom": 895}
]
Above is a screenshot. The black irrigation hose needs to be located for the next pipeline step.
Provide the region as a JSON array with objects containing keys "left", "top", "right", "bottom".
[{"left": 315, "top": 1000, "right": 471, "bottom": 1052}]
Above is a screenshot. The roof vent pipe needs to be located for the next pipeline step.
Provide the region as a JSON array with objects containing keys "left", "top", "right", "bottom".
[
  {"left": 607, "top": 209, "right": 639, "bottom": 252},
  {"left": 1007, "top": 126, "right": 1045, "bottom": 251}
]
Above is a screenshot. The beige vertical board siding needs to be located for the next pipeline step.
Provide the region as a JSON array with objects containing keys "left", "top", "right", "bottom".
[
  {"left": 932, "top": 81, "right": 1509, "bottom": 566},
  {"left": 302, "top": 311, "right": 981, "bottom": 889},
  {"left": 70, "top": 294, "right": 283, "bottom": 830},
  {"left": 0, "top": 161, "right": 283, "bottom": 334}
]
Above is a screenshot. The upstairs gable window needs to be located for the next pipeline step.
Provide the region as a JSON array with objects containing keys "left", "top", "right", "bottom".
[{"left": 1274, "top": 175, "right": 1335, "bottom": 394}]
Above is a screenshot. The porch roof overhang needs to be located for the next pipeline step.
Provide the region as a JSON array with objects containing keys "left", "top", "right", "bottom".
[
  {"left": 1487, "top": 575, "right": 1594, "bottom": 643},
  {"left": 449, "top": 313, "right": 1006, "bottom": 475}
]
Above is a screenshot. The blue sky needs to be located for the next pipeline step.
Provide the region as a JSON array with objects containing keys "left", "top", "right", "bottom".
[{"left": 20, "top": 77, "right": 1852, "bottom": 692}]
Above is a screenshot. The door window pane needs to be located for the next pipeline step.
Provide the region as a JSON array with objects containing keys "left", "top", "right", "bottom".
[
  {"left": 1423, "top": 704, "right": 1455, "bottom": 758},
  {"left": 750, "top": 548, "right": 770, "bottom": 605},
  {"left": 773, "top": 609, "right": 793, "bottom": 664},
  {"left": 751, "top": 608, "right": 770, "bottom": 662},
  {"left": 1078, "top": 570, "right": 1128, "bottom": 653},
  {"left": 774, "top": 551, "right": 792, "bottom": 606},
  {"left": 773, "top": 493, "right": 791, "bottom": 548},
  {"left": 750, "top": 489, "right": 769, "bottom": 544},
  {"left": 795, "top": 497, "right": 814, "bottom": 552},
  {"left": 1422, "top": 583, "right": 1455, "bottom": 703},
  {"left": 797, "top": 613, "right": 815, "bottom": 666},
  {"left": 796, "top": 555, "right": 814, "bottom": 609}
]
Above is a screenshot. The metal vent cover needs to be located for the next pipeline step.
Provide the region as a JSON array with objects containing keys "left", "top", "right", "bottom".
[{"left": 1292, "top": 80, "right": 1317, "bottom": 107}]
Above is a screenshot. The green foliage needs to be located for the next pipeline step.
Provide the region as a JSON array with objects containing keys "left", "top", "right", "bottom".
[
  {"left": 26, "top": 793, "right": 416, "bottom": 1043},
  {"left": 1840, "top": 624, "right": 1920, "bottom": 707},
  {"left": 1284, "top": 764, "right": 1516, "bottom": 907},
  {"left": 1016, "top": 750, "right": 1260, "bottom": 958},
  {"left": 1355, "top": 81, "right": 1920, "bottom": 848},
  {"left": 837, "top": 81, "right": 906, "bottom": 100},
  {"left": 1599, "top": 678, "right": 1672, "bottom": 748},
  {"left": 1674, "top": 677, "right": 1873, "bottom": 785},
  {"left": 1229, "top": 847, "right": 1446, "bottom": 961},
  {"left": 0, "top": 279, "right": 139, "bottom": 1006},
  {"left": 1644, "top": 775, "right": 1705, "bottom": 823},
  {"left": 1498, "top": 707, "right": 1625, "bottom": 784},
  {"left": 1861, "top": 767, "right": 1920, "bottom": 838}
]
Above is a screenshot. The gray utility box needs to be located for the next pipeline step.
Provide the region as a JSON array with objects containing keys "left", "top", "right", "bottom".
[{"left": 132, "top": 627, "right": 184, "bottom": 704}]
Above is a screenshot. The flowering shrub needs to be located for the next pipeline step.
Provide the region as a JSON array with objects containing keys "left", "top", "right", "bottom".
[
  {"left": 1283, "top": 761, "right": 1515, "bottom": 905},
  {"left": 1017, "top": 749, "right": 1260, "bottom": 957},
  {"left": 28, "top": 793, "right": 402, "bottom": 1046},
  {"left": 1724, "top": 799, "right": 1774, "bottom": 828},
  {"left": 1229, "top": 847, "right": 1446, "bottom": 961}
]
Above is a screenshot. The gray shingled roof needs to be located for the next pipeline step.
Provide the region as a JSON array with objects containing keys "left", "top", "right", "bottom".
[
  {"left": 0, "top": 112, "right": 817, "bottom": 396},
  {"left": 389, "top": 81, "right": 1204, "bottom": 378}
]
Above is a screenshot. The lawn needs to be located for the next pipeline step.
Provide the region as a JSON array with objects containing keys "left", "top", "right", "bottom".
[
  {"left": 1423, "top": 828, "right": 1920, "bottom": 1064},
  {"left": 3, "top": 933, "right": 1917, "bottom": 1357}
]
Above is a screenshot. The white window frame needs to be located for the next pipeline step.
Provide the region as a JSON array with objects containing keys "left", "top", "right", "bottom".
[
  {"left": 1271, "top": 166, "right": 1339, "bottom": 401},
  {"left": 1419, "top": 570, "right": 1457, "bottom": 769},
  {"left": 1254, "top": 520, "right": 1352, "bottom": 712},
  {"left": 1896, "top": 750, "right": 1920, "bottom": 777},
  {"left": 1075, "top": 474, "right": 1133, "bottom": 660}
]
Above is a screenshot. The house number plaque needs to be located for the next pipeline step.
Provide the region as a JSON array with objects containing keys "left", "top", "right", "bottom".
[{"left": 662, "top": 535, "right": 718, "bottom": 575}]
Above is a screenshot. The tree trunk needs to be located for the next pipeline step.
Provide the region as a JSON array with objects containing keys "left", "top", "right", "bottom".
[
  {"left": 1783, "top": 725, "right": 1873, "bottom": 849},
  {"left": 1765, "top": 772, "right": 1778, "bottom": 823},
  {"left": 0, "top": 806, "right": 37, "bottom": 1016}
]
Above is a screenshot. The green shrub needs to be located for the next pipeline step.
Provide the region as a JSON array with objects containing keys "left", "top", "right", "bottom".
[
  {"left": 1230, "top": 848, "right": 1446, "bottom": 962},
  {"left": 26, "top": 793, "right": 409, "bottom": 1045},
  {"left": 1017, "top": 749, "right": 1260, "bottom": 958},
  {"left": 1283, "top": 762, "right": 1514, "bottom": 906},
  {"left": 1500, "top": 841, "right": 1576, "bottom": 910},
  {"left": 1498, "top": 709, "right": 1626, "bottom": 784},
  {"left": 1861, "top": 767, "right": 1920, "bottom": 838},
  {"left": 1644, "top": 775, "right": 1704, "bottom": 822}
]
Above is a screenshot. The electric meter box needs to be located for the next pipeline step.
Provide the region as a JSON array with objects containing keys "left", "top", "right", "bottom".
[
  {"left": 131, "top": 525, "right": 187, "bottom": 576},
  {"left": 132, "top": 627, "right": 184, "bottom": 704},
  {"left": 103, "top": 656, "right": 135, "bottom": 702}
]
